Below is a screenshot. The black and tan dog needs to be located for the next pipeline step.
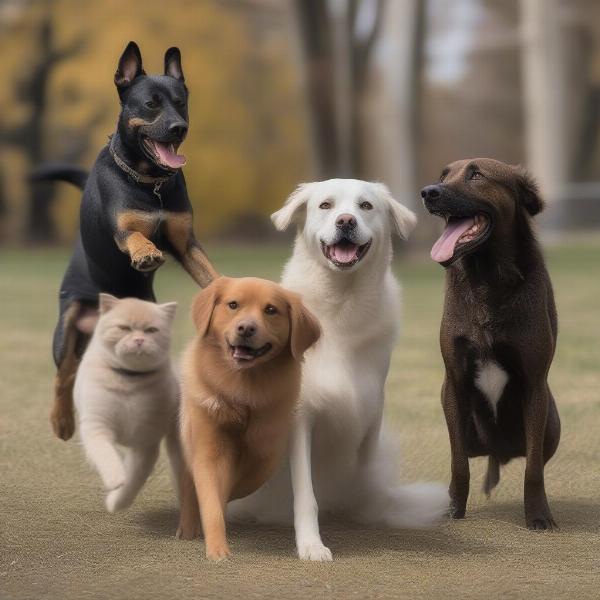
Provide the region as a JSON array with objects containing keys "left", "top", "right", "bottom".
[
  {"left": 33, "top": 41, "right": 218, "bottom": 441},
  {"left": 421, "top": 158, "right": 560, "bottom": 530}
]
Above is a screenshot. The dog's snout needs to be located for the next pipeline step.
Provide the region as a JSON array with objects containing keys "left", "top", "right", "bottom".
[
  {"left": 169, "top": 122, "right": 188, "bottom": 139},
  {"left": 236, "top": 320, "right": 256, "bottom": 338},
  {"left": 421, "top": 185, "right": 442, "bottom": 202},
  {"left": 336, "top": 213, "right": 357, "bottom": 230}
]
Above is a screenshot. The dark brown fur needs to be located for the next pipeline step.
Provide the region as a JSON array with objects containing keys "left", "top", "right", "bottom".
[{"left": 422, "top": 158, "right": 561, "bottom": 530}]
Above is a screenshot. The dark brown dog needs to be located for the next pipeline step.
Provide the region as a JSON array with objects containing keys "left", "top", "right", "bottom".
[{"left": 422, "top": 158, "right": 560, "bottom": 530}]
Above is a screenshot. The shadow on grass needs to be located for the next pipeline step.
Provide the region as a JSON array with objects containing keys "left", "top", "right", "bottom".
[
  {"left": 472, "top": 498, "right": 600, "bottom": 532},
  {"left": 134, "top": 508, "right": 486, "bottom": 558}
]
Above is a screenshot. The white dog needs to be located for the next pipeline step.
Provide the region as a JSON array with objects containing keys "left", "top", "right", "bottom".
[{"left": 228, "top": 179, "right": 448, "bottom": 560}]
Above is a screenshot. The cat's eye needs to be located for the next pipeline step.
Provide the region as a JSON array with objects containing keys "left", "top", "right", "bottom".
[
  {"left": 228, "top": 301, "right": 239, "bottom": 310},
  {"left": 359, "top": 200, "right": 373, "bottom": 210},
  {"left": 319, "top": 201, "right": 332, "bottom": 209},
  {"left": 145, "top": 327, "right": 158, "bottom": 334},
  {"left": 118, "top": 325, "right": 132, "bottom": 331},
  {"left": 264, "top": 304, "right": 277, "bottom": 315}
]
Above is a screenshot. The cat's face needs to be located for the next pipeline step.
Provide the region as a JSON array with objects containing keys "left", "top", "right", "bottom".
[{"left": 95, "top": 294, "right": 177, "bottom": 371}]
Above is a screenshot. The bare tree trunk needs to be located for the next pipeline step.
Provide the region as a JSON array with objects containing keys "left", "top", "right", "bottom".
[{"left": 519, "top": 0, "right": 566, "bottom": 217}]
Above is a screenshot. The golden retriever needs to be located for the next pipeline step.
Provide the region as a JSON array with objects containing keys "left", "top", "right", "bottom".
[{"left": 176, "top": 276, "right": 320, "bottom": 560}]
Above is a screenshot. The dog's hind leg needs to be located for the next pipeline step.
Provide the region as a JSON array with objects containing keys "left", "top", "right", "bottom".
[{"left": 51, "top": 302, "right": 87, "bottom": 441}]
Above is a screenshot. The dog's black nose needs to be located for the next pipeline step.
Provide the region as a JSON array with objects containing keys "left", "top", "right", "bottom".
[
  {"left": 336, "top": 213, "right": 357, "bottom": 229},
  {"left": 421, "top": 185, "right": 442, "bottom": 202},
  {"left": 169, "top": 122, "right": 188, "bottom": 139},
  {"left": 236, "top": 320, "right": 256, "bottom": 338}
]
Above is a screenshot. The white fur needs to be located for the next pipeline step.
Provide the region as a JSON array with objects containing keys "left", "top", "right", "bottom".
[
  {"left": 228, "top": 179, "right": 448, "bottom": 560},
  {"left": 475, "top": 360, "right": 509, "bottom": 420},
  {"left": 74, "top": 297, "right": 183, "bottom": 513}
]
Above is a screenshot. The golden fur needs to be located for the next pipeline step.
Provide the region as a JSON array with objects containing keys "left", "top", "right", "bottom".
[{"left": 176, "top": 276, "right": 320, "bottom": 560}]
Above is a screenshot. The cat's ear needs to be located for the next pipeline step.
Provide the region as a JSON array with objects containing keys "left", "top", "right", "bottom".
[
  {"left": 99, "top": 293, "right": 119, "bottom": 314},
  {"left": 158, "top": 302, "right": 177, "bottom": 321}
]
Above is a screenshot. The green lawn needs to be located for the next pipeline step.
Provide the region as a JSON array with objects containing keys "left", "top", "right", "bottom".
[{"left": 1, "top": 239, "right": 599, "bottom": 599}]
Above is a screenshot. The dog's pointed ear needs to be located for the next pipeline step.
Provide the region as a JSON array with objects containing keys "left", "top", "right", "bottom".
[
  {"left": 514, "top": 166, "right": 544, "bottom": 216},
  {"left": 271, "top": 183, "right": 313, "bottom": 231},
  {"left": 115, "top": 41, "right": 145, "bottom": 92},
  {"left": 371, "top": 183, "right": 417, "bottom": 240},
  {"left": 98, "top": 293, "right": 119, "bottom": 314},
  {"left": 288, "top": 293, "right": 321, "bottom": 360},
  {"left": 191, "top": 278, "right": 225, "bottom": 337},
  {"left": 164, "top": 47, "right": 185, "bottom": 82}
]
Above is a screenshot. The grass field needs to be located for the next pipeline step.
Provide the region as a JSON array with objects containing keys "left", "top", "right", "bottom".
[{"left": 1, "top": 239, "right": 599, "bottom": 599}]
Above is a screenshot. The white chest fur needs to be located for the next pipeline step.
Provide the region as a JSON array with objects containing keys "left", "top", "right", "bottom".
[{"left": 474, "top": 360, "right": 509, "bottom": 420}]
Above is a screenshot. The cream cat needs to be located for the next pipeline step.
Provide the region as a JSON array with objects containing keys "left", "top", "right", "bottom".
[{"left": 74, "top": 293, "right": 183, "bottom": 513}]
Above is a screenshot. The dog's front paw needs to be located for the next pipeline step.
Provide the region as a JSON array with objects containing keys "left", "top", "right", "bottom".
[
  {"left": 205, "top": 541, "right": 232, "bottom": 561},
  {"left": 297, "top": 540, "right": 333, "bottom": 562},
  {"left": 527, "top": 514, "right": 558, "bottom": 531},
  {"left": 131, "top": 248, "right": 165, "bottom": 272},
  {"left": 50, "top": 408, "right": 75, "bottom": 441},
  {"left": 176, "top": 521, "right": 202, "bottom": 540}
]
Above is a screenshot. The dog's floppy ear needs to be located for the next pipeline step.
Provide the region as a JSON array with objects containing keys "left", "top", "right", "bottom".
[
  {"left": 98, "top": 293, "right": 119, "bottom": 314},
  {"left": 164, "top": 47, "right": 185, "bottom": 82},
  {"left": 371, "top": 183, "right": 417, "bottom": 240},
  {"left": 115, "top": 41, "right": 145, "bottom": 92},
  {"left": 271, "top": 183, "right": 313, "bottom": 231},
  {"left": 191, "top": 278, "right": 225, "bottom": 337},
  {"left": 514, "top": 166, "right": 544, "bottom": 216},
  {"left": 287, "top": 293, "right": 321, "bottom": 360}
]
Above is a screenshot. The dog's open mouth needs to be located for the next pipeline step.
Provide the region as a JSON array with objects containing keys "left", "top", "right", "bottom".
[
  {"left": 142, "top": 137, "right": 187, "bottom": 170},
  {"left": 229, "top": 343, "right": 272, "bottom": 363},
  {"left": 321, "top": 238, "right": 372, "bottom": 269},
  {"left": 431, "top": 214, "right": 490, "bottom": 264}
]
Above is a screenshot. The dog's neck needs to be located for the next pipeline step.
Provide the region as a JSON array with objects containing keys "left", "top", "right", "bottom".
[
  {"left": 451, "top": 218, "right": 543, "bottom": 296},
  {"left": 111, "top": 130, "right": 174, "bottom": 180}
]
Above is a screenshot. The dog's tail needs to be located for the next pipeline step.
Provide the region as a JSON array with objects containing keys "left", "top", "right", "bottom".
[
  {"left": 483, "top": 456, "right": 500, "bottom": 496},
  {"left": 30, "top": 164, "right": 89, "bottom": 190},
  {"left": 352, "top": 428, "right": 449, "bottom": 529}
]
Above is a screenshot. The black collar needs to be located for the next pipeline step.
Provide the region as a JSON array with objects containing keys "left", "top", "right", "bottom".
[
  {"left": 110, "top": 366, "right": 159, "bottom": 377},
  {"left": 108, "top": 134, "right": 175, "bottom": 185}
]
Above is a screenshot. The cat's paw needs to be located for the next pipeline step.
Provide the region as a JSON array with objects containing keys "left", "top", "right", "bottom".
[
  {"left": 101, "top": 466, "right": 126, "bottom": 492},
  {"left": 105, "top": 488, "right": 133, "bottom": 513},
  {"left": 131, "top": 248, "right": 164, "bottom": 272}
]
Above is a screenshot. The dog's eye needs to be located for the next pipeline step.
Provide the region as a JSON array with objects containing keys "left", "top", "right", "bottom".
[
  {"left": 319, "top": 201, "right": 331, "bottom": 209},
  {"left": 227, "top": 301, "right": 239, "bottom": 310},
  {"left": 264, "top": 304, "right": 277, "bottom": 315},
  {"left": 145, "top": 327, "right": 158, "bottom": 334},
  {"left": 469, "top": 170, "right": 483, "bottom": 180},
  {"left": 118, "top": 325, "right": 132, "bottom": 331},
  {"left": 145, "top": 100, "right": 157, "bottom": 109},
  {"left": 359, "top": 201, "right": 373, "bottom": 210}
]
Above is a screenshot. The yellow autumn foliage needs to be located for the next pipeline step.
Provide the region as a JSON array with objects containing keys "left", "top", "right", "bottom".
[{"left": 0, "top": 0, "right": 310, "bottom": 242}]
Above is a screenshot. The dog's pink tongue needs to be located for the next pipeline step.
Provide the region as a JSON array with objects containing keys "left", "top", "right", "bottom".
[
  {"left": 153, "top": 142, "right": 186, "bottom": 169},
  {"left": 332, "top": 243, "right": 358, "bottom": 263},
  {"left": 431, "top": 217, "right": 475, "bottom": 263}
]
